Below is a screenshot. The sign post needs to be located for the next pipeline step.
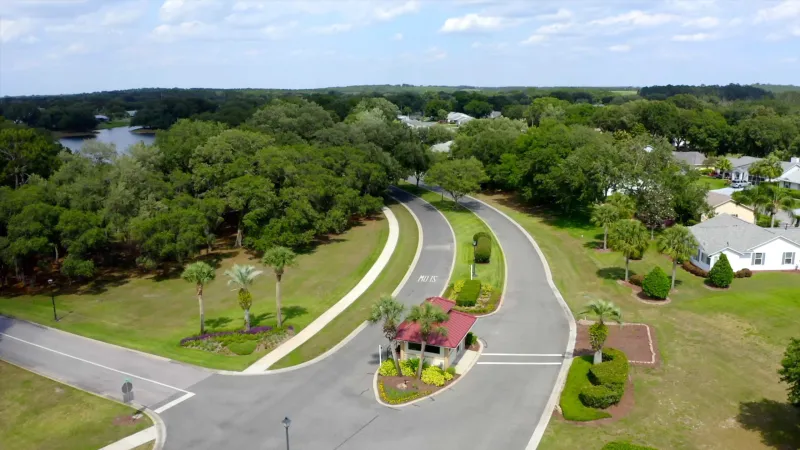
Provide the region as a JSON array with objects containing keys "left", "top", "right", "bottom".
[
  {"left": 122, "top": 378, "right": 134, "bottom": 404},
  {"left": 378, "top": 345, "right": 382, "bottom": 365}
]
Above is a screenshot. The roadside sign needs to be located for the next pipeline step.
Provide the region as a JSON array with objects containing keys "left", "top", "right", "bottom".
[{"left": 122, "top": 378, "right": 134, "bottom": 404}]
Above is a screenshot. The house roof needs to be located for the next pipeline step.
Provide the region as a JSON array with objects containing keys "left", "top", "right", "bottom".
[
  {"left": 395, "top": 297, "right": 477, "bottom": 348},
  {"left": 673, "top": 151, "right": 706, "bottom": 166},
  {"left": 705, "top": 191, "right": 733, "bottom": 208},
  {"left": 690, "top": 213, "right": 799, "bottom": 255},
  {"left": 431, "top": 140, "right": 453, "bottom": 153},
  {"left": 727, "top": 156, "right": 762, "bottom": 168},
  {"left": 489, "top": 111, "right": 502, "bottom": 119}
]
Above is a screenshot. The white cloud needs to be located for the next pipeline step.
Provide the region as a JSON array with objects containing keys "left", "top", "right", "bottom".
[
  {"left": 667, "top": 0, "right": 717, "bottom": 12},
  {"left": 756, "top": 0, "right": 800, "bottom": 22},
  {"left": 393, "top": 32, "right": 403, "bottom": 40},
  {"left": 608, "top": 44, "right": 631, "bottom": 52},
  {"left": 793, "top": 25, "right": 800, "bottom": 36},
  {"left": 683, "top": 16, "right": 719, "bottom": 28},
  {"left": 440, "top": 13, "right": 518, "bottom": 33},
  {"left": 591, "top": 10, "right": 677, "bottom": 27},
  {"left": 728, "top": 18, "right": 743, "bottom": 27},
  {"left": 151, "top": 21, "right": 215, "bottom": 42},
  {"left": 520, "top": 34, "right": 547, "bottom": 45},
  {"left": 536, "top": 22, "right": 573, "bottom": 34},
  {"left": 672, "top": 33, "right": 713, "bottom": 41},
  {"left": 536, "top": 8, "right": 572, "bottom": 21},
  {"left": 0, "top": 18, "right": 35, "bottom": 43},
  {"left": 781, "top": 56, "right": 798, "bottom": 63},
  {"left": 425, "top": 46, "right": 447, "bottom": 61},
  {"left": 65, "top": 42, "right": 89, "bottom": 55},
  {"left": 472, "top": 41, "right": 508, "bottom": 50},
  {"left": 765, "top": 32, "right": 784, "bottom": 41},
  {"left": 311, "top": 23, "right": 353, "bottom": 35},
  {"left": 261, "top": 21, "right": 298, "bottom": 40},
  {"left": 159, "top": 0, "right": 221, "bottom": 23},
  {"left": 374, "top": 0, "right": 420, "bottom": 21},
  {"left": 46, "top": 2, "right": 146, "bottom": 34}
]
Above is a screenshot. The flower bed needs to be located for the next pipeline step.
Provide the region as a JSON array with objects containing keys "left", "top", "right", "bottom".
[
  {"left": 376, "top": 359, "right": 458, "bottom": 405},
  {"left": 451, "top": 280, "right": 500, "bottom": 314},
  {"left": 179, "top": 325, "right": 294, "bottom": 356}
]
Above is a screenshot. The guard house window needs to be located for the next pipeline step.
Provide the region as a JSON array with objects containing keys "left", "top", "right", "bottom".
[
  {"left": 408, "top": 342, "right": 422, "bottom": 352},
  {"left": 425, "top": 345, "right": 442, "bottom": 355},
  {"left": 783, "top": 252, "right": 795, "bottom": 265},
  {"left": 752, "top": 253, "right": 765, "bottom": 265}
]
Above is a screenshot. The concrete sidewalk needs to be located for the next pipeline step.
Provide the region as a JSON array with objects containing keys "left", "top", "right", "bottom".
[{"left": 243, "top": 206, "right": 400, "bottom": 373}]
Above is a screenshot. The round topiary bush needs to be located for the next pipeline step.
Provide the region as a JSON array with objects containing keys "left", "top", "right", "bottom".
[
  {"left": 642, "top": 266, "right": 670, "bottom": 299},
  {"left": 708, "top": 254, "right": 734, "bottom": 288},
  {"left": 227, "top": 341, "right": 257, "bottom": 355}
]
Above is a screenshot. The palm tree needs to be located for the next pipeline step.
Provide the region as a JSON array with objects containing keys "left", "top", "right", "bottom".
[
  {"left": 591, "top": 203, "right": 621, "bottom": 250},
  {"left": 224, "top": 264, "right": 263, "bottom": 330},
  {"left": 580, "top": 300, "right": 623, "bottom": 364},
  {"left": 762, "top": 184, "right": 796, "bottom": 228},
  {"left": 608, "top": 219, "right": 649, "bottom": 282},
  {"left": 181, "top": 262, "right": 216, "bottom": 335},
  {"left": 715, "top": 157, "right": 733, "bottom": 177},
  {"left": 261, "top": 246, "right": 297, "bottom": 328},
  {"left": 367, "top": 295, "right": 406, "bottom": 374},
  {"left": 606, "top": 193, "right": 636, "bottom": 219},
  {"left": 657, "top": 225, "right": 699, "bottom": 289},
  {"left": 406, "top": 302, "right": 449, "bottom": 379}
]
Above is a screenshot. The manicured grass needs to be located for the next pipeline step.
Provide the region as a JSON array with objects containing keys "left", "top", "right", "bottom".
[
  {"left": 399, "top": 182, "right": 505, "bottom": 293},
  {"left": 560, "top": 356, "right": 612, "bottom": 421},
  {"left": 611, "top": 90, "right": 638, "bottom": 96},
  {"left": 699, "top": 176, "right": 729, "bottom": 190},
  {"left": 97, "top": 119, "right": 131, "bottom": 129},
  {"left": 476, "top": 192, "right": 800, "bottom": 450},
  {"left": 271, "top": 202, "right": 419, "bottom": 368},
  {"left": 0, "top": 361, "right": 152, "bottom": 450},
  {"left": 0, "top": 215, "right": 389, "bottom": 371}
]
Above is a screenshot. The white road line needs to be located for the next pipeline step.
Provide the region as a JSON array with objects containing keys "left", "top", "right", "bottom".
[
  {"left": 154, "top": 392, "right": 196, "bottom": 413},
  {"left": 0, "top": 332, "right": 190, "bottom": 394},
  {"left": 481, "top": 353, "right": 563, "bottom": 357},
  {"left": 477, "top": 362, "right": 562, "bottom": 366}
]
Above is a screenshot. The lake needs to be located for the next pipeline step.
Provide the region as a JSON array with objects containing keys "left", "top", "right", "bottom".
[{"left": 59, "top": 127, "right": 156, "bottom": 153}]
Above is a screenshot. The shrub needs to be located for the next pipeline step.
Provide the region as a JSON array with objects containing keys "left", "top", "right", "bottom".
[
  {"left": 135, "top": 256, "right": 157, "bottom": 272},
  {"left": 465, "top": 331, "right": 477, "bottom": 347},
  {"left": 734, "top": 268, "right": 753, "bottom": 278},
  {"left": 421, "top": 366, "right": 448, "bottom": 386},
  {"left": 681, "top": 260, "right": 708, "bottom": 278},
  {"left": 452, "top": 279, "right": 466, "bottom": 295},
  {"left": 588, "top": 323, "right": 608, "bottom": 353},
  {"left": 579, "top": 384, "right": 623, "bottom": 409},
  {"left": 472, "top": 231, "right": 491, "bottom": 242},
  {"left": 379, "top": 359, "right": 398, "bottom": 376},
  {"left": 589, "top": 350, "right": 629, "bottom": 387},
  {"left": 602, "top": 442, "right": 658, "bottom": 450},
  {"left": 474, "top": 235, "right": 492, "bottom": 263},
  {"left": 457, "top": 279, "right": 481, "bottom": 306},
  {"left": 445, "top": 366, "right": 456, "bottom": 377},
  {"left": 560, "top": 356, "right": 612, "bottom": 421},
  {"left": 708, "top": 253, "right": 734, "bottom": 288},
  {"left": 400, "top": 357, "right": 429, "bottom": 377},
  {"left": 227, "top": 341, "right": 257, "bottom": 355},
  {"left": 642, "top": 266, "right": 670, "bottom": 299},
  {"left": 628, "top": 274, "right": 644, "bottom": 287}
]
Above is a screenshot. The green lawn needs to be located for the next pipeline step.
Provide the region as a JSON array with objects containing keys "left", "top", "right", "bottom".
[
  {"left": 97, "top": 119, "right": 131, "bottom": 129},
  {"left": 271, "top": 202, "right": 419, "bottom": 368},
  {"left": 476, "top": 192, "right": 800, "bottom": 450},
  {"left": 699, "top": 176, "right": 729, "bottom": 190},
  {"left": 0, "top": 361, "right": 152, "bottom": 450},
  {"left": 0, "top": 214, "right": 389, "bottom": 371},
  {"left": 399, "top": 182, "right": 505, "bottom": 293}
]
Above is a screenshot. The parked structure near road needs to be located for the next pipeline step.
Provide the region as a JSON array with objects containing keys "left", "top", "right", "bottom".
[
  {"left": 395, "top": 297, "right": 476, "bottom": 369},
  {"left": 689, "top": 214, "right": 800, "bottom": 272},
  {"left": 703, "top": 191, "right": 755, "bottom": 224}
]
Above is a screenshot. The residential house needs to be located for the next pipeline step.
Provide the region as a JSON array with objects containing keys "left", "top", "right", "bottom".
[
  {"left": 446, "top": 112, "right": 474, "bottom": 126},
  {"left": 703, "top": 192, "right": 755, "bottom": 224},
  {"left": 777, "top": 163, "right": 800, "bottom": 190},
  {"left": 488, "top": 111, "right": 502, "bottom": 119},
  {"left": 94, "top": 114, "right": 110, "bottom": 122},
  {"left": 689, "top": 214, "right": 800, "bottom": 272},
  {"left": 431, "top": 140, "right": 453, "bottom": 153},
  {"left": 723, "top": 156, "right": 800, "bottom": 184},
  {"left": 672, "top": 151, "right": 707, "bottom": 168},
  {"left": 397, "top": 115, "right": 437, "bottom": 129},
  {"left": 395, "top": 297, "right": 476, "bottom": 369}
]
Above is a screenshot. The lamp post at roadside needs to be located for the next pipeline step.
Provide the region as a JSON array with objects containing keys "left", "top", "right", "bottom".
[
  {"left": 47, "top": 279, "right": 57, "bottom": 321},
  {"left": 281, "top": 416, "right": 291, "bottom": 450}
]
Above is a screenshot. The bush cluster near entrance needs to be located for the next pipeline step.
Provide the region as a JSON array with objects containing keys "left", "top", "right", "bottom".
[
  {"left": 179, "top": 325, "right": 293, "bottom": 356},
  {"left": 457, "top": 279, "right": 482, "bottom": 306},
  {"left": 473, "top": 231, "right": 492, "bottom": 263},
  {"left": 579, "top": 349, "right": 629, "bottom": 409}
]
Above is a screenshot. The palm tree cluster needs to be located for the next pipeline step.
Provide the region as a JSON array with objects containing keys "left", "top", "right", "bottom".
[
  {"left": 180, "top": 246, "right": 298, "bottom": 335},
  {"left": 580, "top": 300, "right": 623, "bottom": 364},
  {"left": 368, "top": 296, "right": 449, "bottom": 379},
  {"left": 732, "top": 183, "right": 797, "bottom": 228},
  {"left": 591, "top": 193, "right": 636, "bottom": 251}
]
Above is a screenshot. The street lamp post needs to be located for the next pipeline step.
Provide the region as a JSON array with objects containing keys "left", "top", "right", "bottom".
[
  {"left": 281, "top": 417, "right": 291, "bottom": 450},
  {"left": 47, "top": 279, "right": 57, "bottom": 321}
]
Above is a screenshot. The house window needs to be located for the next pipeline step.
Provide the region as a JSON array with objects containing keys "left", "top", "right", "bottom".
[
  {"left": 704, "top": 254, "right": 712, "bottom": 265},
  {"left": 424, "top": 345, "right": 442, "bottom": 355},
  {"left": 783, "top": 252, "right": 795, "bottom": 265},
  {"left": 752, "top": 253, "right": 765, "bottom": 265},
  {"left": 407, "top": 342, "right": 422, "bottom": 352}
]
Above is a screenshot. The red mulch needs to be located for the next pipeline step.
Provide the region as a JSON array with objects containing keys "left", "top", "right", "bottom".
[
  {"left": 616, "top": 280, "right": 672, "bottom": 304},
  {"left": 379, "top": 374, "right": 458, "bottom": 402},
  {"left": 574, "top": 322, "right": 660, "bottom": 367},
  {"left": 555, "top": 377, "right": 636, "bottom": 424}
]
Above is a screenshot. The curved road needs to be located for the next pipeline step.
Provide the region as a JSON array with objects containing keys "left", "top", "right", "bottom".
[{"left": 0, "top": 186, "right": 572, "bottom": 450}]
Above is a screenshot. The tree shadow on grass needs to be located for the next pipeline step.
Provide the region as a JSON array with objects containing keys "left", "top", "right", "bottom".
[
  {"left": 282, "top": 305, "right": 308, "bottom": 322},
  {"left": 250, "top": 312, "right": 273, "bottom": 328},
  {"left": 737, "top": 399, "right": 800, "bottom": 449},
  {"left": 81, "top": 273, "right": 130, "bottom": 296},
  {"left": 194, "top": 251, "right": 238, "bottom": 270},
  {"left": 584, "top": 240, "right": 605, "bottom": 250},
  {"left": 204, "top": 316, "right": 233, "bottom": 330},
  {"left": 596, "top": 267, "right": 634, "bottom": 281}
]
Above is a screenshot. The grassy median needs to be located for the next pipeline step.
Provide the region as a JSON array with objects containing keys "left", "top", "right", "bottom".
[
  {"left": 0, "top": 361, "right": 152, "bottom": 450},
  {"left": 271, "top": 201, "right": 418, "bottom": 368}
]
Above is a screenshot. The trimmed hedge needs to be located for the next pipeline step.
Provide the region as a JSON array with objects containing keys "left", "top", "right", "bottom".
[
  {"left": 629, "top": 274, "right": 644, "bottom": 287},
  {"left": 579, "top": 348, "right": 629, "bottom": 410},
  {"left": 465, "top": 331, "right": 477, "bottom": 347},
  {"left": 708, "top": 253, "right": 734, "bottom": 288},
  {"left": 474, "top": 236, "right": 492, "bottom": 263},
  {"left": 227, "top": 341, "right": 257, "bottom": 355},
  {"left": 579, "top": 384, "right": 621, "bottom": 409},
  {"left": 421, "top": 366, "right": 454, "bottom": 387},
  {"left": 559, "top": 356, "right": 612, "bottom": 421},
  {"left": 472, "top": 231, "right": 491, "bottom": 242},
  {"left": 642, "top": 266, "right": 670, "bottom": 299},
  {"left": 681, "top": 260, "right": 708, "bottom": 278},
  {"left": 457, "top": 279, "right": 481, "bottom": 306},
  {"left": 734, "top": 268, "right": 753, "bottom": 278},
  {"left": 379, "top": 359, "right": 398, "bottom": 376},
  {"left": 602, "top": 442, "right": 658, "bottom": 450}
]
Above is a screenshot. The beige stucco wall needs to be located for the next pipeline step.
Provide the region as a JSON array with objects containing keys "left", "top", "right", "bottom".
[{"left": 702, "top": 201, "right": 755, "bottom": 224}]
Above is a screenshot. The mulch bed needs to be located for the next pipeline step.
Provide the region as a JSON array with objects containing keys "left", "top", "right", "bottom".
[
  {"left": 379, "top": 374, "right": 458, "bottom": 404},
  {"left": 702, "top": 282, "right": 730, "bottom": 291},
  {"left": 616, "top": 280, "right": 672, "bottom": 305},
  {"left": 574, "top": 320, "right": 661, "bottom": 367},
  {"left": 113, "top": 413, "right": 146, "bottom": 426},
  {"left": 555, "top": 377, "right": 636, "bottom": 425}
]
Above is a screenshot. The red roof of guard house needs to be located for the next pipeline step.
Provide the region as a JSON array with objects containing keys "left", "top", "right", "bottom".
[{"left": 395, "top": 297, "right": 477, "bottom": 348}]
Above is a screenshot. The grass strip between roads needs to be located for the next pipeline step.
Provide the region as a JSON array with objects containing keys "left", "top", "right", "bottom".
[
  {"left": 271, "top": 201, "right": 418, "bottom": 368},
  {"left": 399, "top": 182, "right": 504, "bottom": 293},
  {"left": 0, "top": 360, "right": 152, "bottom": 450}
]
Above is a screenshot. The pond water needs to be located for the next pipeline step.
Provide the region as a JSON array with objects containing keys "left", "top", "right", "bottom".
[{"left": 59, "top": 127, "right": 156, "bottom": 153}]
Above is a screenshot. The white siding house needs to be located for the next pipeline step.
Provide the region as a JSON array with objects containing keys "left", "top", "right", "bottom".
[{"left": 689, "top": 214, "right": 800, "bottom": 272}]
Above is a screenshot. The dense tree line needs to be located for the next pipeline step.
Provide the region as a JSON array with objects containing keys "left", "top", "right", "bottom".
[{"left": 638, "top": 84, "right": 772, "bottom": 101}]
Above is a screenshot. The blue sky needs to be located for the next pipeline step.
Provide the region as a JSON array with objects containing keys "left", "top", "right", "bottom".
[{"left": 1, "top": 0, "right": 799, "bottom": 96}]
